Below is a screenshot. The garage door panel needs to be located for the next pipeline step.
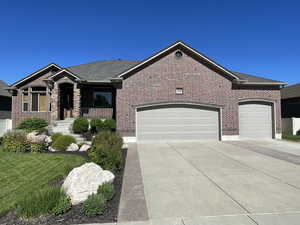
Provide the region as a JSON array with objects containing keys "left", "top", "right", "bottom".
[
  {"left": 239, "top": 103, "right": 273, "bottom": 139},
  {"left": 137, "top": 105, "right": 219, "bottom": 141}
]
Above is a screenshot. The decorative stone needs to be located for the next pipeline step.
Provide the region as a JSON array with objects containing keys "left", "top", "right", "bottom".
[
  {"left": 79, "top": 144, "right": 91, "bottom": 152},
  {"left": 49, "top": 146, "right": 58, "bottom": 152},
  {"left": 45, "top": 136, "right": 52, "bottom": 144},
  {"left": 27, "top": 131, "right": 48, "bottom": 144},
  {"left": 67, "top": 143, "right": 79, "bottom": 152},
  {"left": 62, "top": 162, "right": 115, "bottom": 205}
]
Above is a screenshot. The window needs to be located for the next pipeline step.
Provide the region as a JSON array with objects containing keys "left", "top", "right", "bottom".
[
  {"left": 22, "top": 88, "right": 29, "bottom": 112},
  {"left": 31, "top": 87, "right": 47, "bottom": 112},
  {"left": 93, "top": 91, "right": 112, "bottom": 107}
]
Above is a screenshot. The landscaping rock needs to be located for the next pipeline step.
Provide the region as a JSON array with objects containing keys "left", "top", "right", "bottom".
[
  {"left": 45, "top": 136, "right": 52, "bottom": 144},
  {"left": 49, "top": 146, "right": 58, "bottom": 152},
  {"left": 79, "top": 144, "right": 91, "bottom": 152},
  {"left": 67, "top": 143, "right": 79, "bottom": 152},
  {"left": 62, "top": 162, "right": 115, "bottom": 205},
  {"left": 27, "top": 131, "right": 48, "bottom": 144}
]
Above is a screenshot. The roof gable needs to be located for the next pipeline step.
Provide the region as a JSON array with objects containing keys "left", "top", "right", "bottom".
[
  {"left": 11, "top": 63, "right": 62, "bottom": 88},
  {"left": 118, "top": 41, "right": 240, "bottom": 81}
]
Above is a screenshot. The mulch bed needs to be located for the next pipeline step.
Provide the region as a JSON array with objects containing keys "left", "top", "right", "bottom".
[{"left": 0, "top": 149, "right": 127, "bottom": 225}]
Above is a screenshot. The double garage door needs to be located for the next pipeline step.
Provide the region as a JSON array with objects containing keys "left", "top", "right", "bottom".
[{"left": 136, "top": 102, "right": 273, "bottom": 142}]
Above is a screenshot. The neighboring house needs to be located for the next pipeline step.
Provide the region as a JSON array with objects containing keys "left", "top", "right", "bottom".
[
  {"left": 0, "top": 80, "right": 12, "bottom": 119},
  {"left": 9, "top": 41, "right": 286, "bottom": 142},
  {"left": 281, "top": 83, "right": 300, "bottom": 135},
  {"left": 281, "top": 83, "right": 300, "bottom": 118}
]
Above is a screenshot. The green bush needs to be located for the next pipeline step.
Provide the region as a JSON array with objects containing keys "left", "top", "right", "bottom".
[
  {"left": 30, "top": 143, "right": 47, "bottom": 153},
  {"left": 51, "top": 133, "right": 63, "bottom": 143},
  {"left": 52, "top": 135, "right": 76, "bottom": 151},
  {"left": 17, "top": 118, "right": 48, "bottom": 133},
  {"left": 89, "top": 131, "right": 123, "bottom": 172},
  {"left": 97, "top": 183, "right": 115, "bottom": 201},
  {"left": 90, "top": 118, "right": 101, "bottom": 133},
  {"left": 95, "top": 119, "right": 116, "bottom": 133},
  {"left": 2, "top": 130, "right": 30, "bottom": 153},
  {"left": 52, "top": 195, "right": 71, "bottom": 216},
  {"left": 83, "top": 193, "right": 106, "bottom": 217},
  {"left": 16, "top": 186, "right": 63, "bottom": 218},
  {"left": 73, "top": 117, "right": 89, "bottom": 134}
]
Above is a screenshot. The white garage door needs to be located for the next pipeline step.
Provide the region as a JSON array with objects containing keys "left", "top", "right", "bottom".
[
  {"left": 239, "top": 102, "right": 273, "bottom": 139},
  {"left": 136, "top": 104, "right": 220, "bottom": 142}
]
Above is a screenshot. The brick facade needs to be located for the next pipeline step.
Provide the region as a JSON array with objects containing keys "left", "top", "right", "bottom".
[{"left": 116, "top": 49, "right": 281, "bottom": 137}]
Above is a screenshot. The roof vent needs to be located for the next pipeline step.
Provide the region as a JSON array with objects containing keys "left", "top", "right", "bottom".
[{"left": 175, "top": 50, "right": 183, "bottom": 59}]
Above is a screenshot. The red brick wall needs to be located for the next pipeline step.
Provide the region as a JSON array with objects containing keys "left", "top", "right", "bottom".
[{"left": 116, "top": 49, "right": 281, "bottom": 137}]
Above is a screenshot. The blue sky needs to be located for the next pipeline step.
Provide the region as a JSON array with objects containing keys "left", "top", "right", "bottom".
[{"left": 0, "top": 0, "right": 299, "bottom": 85}]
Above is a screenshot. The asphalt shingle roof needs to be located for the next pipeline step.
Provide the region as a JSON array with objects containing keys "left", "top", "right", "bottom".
[
  {"left": 66, "top": 59, "right": 284, "bottom": 85},
  {"left": 67, "top": 60, "right": 141, "bottom": 81},
  {"left": 232, "top": 71, "right": 284, "bottom": 84},
  {"left": 0, "top": 80, "right": 11, "bottom": 97},
  {"left": 281, "top": 83, "right": 300, "bottom": 99}
]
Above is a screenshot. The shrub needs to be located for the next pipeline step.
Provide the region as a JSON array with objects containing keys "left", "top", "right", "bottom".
[
  {"left": 52, "top": 195, "right": 71, "bottom": 216},
  {"left": 16, "top": 186, "right": 63, "bottom": 218},
  {"left": 2, "top": 130, "right": 30, "bottom": 153},
  {"left": 89, "top": 131, "right": 123, "bottom": 172},
  {"left": 83, "top": 193, "right": 106, "bottom": 217},
  {"left": 52, "top": 135, "right": 76, "bottom": 151},
  {"left": 90, "top": 118, "right": 101, "bottom": 133},
  {"left": 17, "top": 118, "right": 48, "bottom": 133},
  {"left": 95, "top": 119, "right": 116, "bottom": 133},
  {"left": 51, "top": 133, "right": 63, "bottom": 143},
  {"left": 73, "top": 117, "right": 89, "bottom": 134},
  {"left": 97, "top": 183, "right": 115, "bottom": 201},
  {"left": 0, "top": 137, "right": 3, "bottom": 146},
  {"left": 30, "top": 143, "right": 47, "bottom": 153}
]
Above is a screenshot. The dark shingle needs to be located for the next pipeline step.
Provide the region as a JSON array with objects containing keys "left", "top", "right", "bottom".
[
  {"left": 281, "top": 83, "right": 300, "bottom": 99},
  {"left": 232, "top": 71, "right": 285, "bottom": 84},
  {"left": 67, "top": 60, "right": 141, "bottom": 81},
  {"left": 0, "top": 80, "right": 11, "bottom": 97}
]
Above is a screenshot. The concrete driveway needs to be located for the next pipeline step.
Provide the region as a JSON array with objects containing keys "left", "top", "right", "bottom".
[{"left": 135, "top": 140, "right": 300, "bottom": 225}]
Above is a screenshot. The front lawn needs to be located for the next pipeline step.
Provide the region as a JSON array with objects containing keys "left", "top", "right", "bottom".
[
  {"left": 282, "top": 134, "right": 300, "bottom": 142},
  {"left": 0, "top": 151, "right": 86, "bottom": 216}
]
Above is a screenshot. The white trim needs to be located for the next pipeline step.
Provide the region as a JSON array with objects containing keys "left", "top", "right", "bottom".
[
  {"left": 122, "top": 136, "right": 137, "bottom": 143},
  {"left": 275, "top": 133, "right": 282, "bottom": 139},
  {"left": 222, "top": 135, "right": 239, "bottom": 141},
  {"left": 48, "top": 69, "right": 81, "bottom": 80},
  {"left": 11, "top": 63, "right": 62, "bottom": 87},
  {"left": 238, "top": 82, "right": 287, "bottom": 86},
  {"left": 118, "top": 41, "right": 240, "bottom": 80}
]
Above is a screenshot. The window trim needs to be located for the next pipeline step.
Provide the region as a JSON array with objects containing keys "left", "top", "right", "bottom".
[{"left": 21, "top": 86, "right": 50, "bottom": 113}]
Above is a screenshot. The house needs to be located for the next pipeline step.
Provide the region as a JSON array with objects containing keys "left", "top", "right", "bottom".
[
  {"left": 9, "top": 41, "right": 286, "bottom": 142},
  {"left": 0, "top": 80, "right": 12, "bottom": 119},
  {"left": 281, "top": 83, "right": 300, "bottom": 135},
  {"left": 281, "top": 83, "right": 300, "bottom": 118}
]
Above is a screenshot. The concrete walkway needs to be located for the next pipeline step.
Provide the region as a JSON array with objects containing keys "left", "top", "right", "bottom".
[{"left": 85, "top": 140, "right": 300, "bottom": 225}]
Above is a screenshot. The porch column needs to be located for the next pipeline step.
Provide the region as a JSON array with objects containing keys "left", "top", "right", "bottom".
[
  {"left": 51, "top": 82, "right": 59, "bottom": 122},
  {"left": 73, "top": 83, "right": 81, "bottom": 118}
]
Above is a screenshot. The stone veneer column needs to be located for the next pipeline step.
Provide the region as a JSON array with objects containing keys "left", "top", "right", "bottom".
[
  {"left": 73, "top": 83, "right": 81, "bottom": 118},
  {"left": 51, "top": 82, "right": 59, "bottom": 122}
]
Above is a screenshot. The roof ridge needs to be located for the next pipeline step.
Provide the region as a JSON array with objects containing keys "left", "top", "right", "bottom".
[{"left": 66, "top": 59, "right": 141, "bottom": 69}]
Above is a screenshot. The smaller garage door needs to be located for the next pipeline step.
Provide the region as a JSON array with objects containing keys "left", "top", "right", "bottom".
[
  {"left": 136, "top": 104, "right": 220, "bottom": 142},
  {"left": 239, "top": 102, "right": 273, "bottom": 139}
]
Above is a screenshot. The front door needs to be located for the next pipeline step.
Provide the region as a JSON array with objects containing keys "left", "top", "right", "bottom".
[{"left": 60, "top": 85, "right": 74, "bottom": 120}]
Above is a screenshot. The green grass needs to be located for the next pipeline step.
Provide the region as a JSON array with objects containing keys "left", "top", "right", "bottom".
[
  {"left": 0, "top": 151, "right": 86, "bottom": 216},
  {"left": 282, "top": 134, "right": 300, "bottom": 142}
]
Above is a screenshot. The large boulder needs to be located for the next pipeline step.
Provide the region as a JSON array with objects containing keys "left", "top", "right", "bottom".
[
  {"left": 27, "top": 131, "right": 48, "bottom": 144},
  {"left": 62, "top": 162, "right": 115, "bottom": 205},
  {"left": 66, "top": 143, "right": 79, "bottom": 152}
]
